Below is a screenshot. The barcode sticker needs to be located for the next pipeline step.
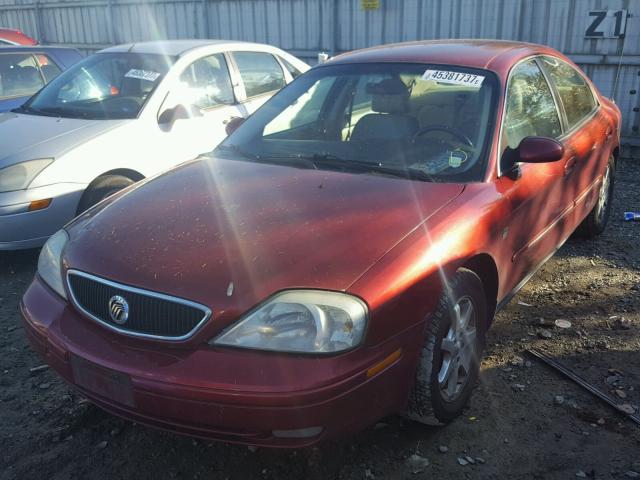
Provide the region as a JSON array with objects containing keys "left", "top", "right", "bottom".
[
  {"left": 125, "top": 69, "right": 161, "bottom": 82},
  {"left": 421, "top": 70, "right": 485, "bottom": 88}
]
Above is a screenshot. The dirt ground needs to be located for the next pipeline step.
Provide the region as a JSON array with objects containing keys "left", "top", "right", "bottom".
[{"left": 1, "top": 156, "right": 639, "bottom": 480}]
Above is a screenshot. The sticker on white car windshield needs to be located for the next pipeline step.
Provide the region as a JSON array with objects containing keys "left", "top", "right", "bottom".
[
  {"left": 124, "top": 69, "right": 161, "bottom": 82},
  {"left": 421, "top": 70, "right": 485, "bottom": 88}
]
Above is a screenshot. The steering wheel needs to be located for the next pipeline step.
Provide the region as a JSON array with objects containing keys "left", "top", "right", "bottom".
[{"left": 413, "top": 125, "right": 474, "bottom": 148}]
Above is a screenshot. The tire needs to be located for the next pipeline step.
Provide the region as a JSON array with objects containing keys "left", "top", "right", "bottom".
[
  {"left": 406, "top": 268, "right": 488, "bottom": 425},
  {"left": 575, "top": 156, "right": 615, "bottom": 239},
  {"left": 76, "top": 175, "right": 135, "bottom": 214}
]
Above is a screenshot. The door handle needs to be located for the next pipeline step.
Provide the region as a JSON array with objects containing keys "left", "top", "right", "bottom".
[{"left": 565, "top": 156, "right": 577, "bottom": 175}]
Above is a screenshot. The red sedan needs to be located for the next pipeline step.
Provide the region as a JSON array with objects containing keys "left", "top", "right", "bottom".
[
  {"left": 22, "top": 40, "right": 620, "bottom": 447},
  {"left": 0, "top": 28, "right": 37, "bottom": 45}
]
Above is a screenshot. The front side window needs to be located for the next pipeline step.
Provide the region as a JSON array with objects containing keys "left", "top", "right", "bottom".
[
  {"left": 504, "top": 59, "right": 562, "bottom": 149},
  {"left": 233, "top": 52, "right": 286, "bottom": 98},
  {"left": 540, "top": 56, "right": 596, "bottom": 128},
  {"left": 20, "top": 52, "right": 174, "bottom": 120},
  {"left": 216, "top": 63, "right": 498, "bottom": 183},
  {"left": 0, "top": 53, "right": 44, "bottom": 99},
  {"left": 174, "top": 53, "right": 234, "bottom": 109}
]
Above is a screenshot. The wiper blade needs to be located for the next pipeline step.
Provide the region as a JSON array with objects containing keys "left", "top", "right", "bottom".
[{"left": 298, "top": 154, "right": 434, "bottom": 182}]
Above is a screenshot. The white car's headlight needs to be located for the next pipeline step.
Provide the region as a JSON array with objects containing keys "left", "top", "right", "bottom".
[
  {"left": 37, "top": 229, "right": 68, "bottom": 299},
  {"left": 0, "top": 159, "right": 53, "bottom": 193},
  {"left": 212, "top": 290, "right": 368, "bottom": 354}
]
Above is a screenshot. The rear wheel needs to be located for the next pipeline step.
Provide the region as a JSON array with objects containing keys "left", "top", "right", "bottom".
[
  {"left": 76, "top": 174, "right": 135, "bottom": 214},
  {"left": 575, "top": 156, "right": 614, "bottom": 238},
  {"left": 406, "top": 268, "right": 487, "bottom": 425}
]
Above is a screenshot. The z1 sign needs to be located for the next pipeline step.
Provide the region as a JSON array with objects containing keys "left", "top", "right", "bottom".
[{"left": 585, "top": 10, "right": 627, "bottom": 38}]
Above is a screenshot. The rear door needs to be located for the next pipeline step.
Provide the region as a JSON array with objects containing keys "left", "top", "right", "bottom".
[
  {"left": 538, "top": 56, "right": 607, "bottom": 226},
  {"left": 496, "top": 58, "right": 571, "bottom": 290},
  {"left": 229, "top": 51, "right": 287, "bottom": 115}
]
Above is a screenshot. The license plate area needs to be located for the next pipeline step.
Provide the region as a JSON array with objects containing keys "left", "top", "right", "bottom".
[{"left": 70, "top": 355, "right": 135, "bottom": 408}]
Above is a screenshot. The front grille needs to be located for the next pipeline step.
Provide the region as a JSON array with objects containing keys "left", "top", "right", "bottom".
[{"left": 67, "top": 270, "right": 211, "bottom": 340}]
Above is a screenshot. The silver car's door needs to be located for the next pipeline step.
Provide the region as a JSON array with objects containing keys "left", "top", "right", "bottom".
[
  {"left": 157, "top": 52, "right": 244, "bottom": 164},
  {"left": 229, "top": 51, "right": 288, "bottom": 115}
]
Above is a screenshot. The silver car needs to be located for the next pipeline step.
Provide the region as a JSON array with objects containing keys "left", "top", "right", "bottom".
[{"left": 0, "top": 40, "right": 308, "bottom": 250}]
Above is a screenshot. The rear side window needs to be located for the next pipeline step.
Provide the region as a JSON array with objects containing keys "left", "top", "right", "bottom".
[
  {"left": 504, "top": 59, "right": 562, "bottom": 149},
  {"left": 540, "top": 56, "right": 596, "bottom": 128},
  {"left": 279, "top": 56, "right": 303, "bottom": 79},
  {"left": 0, "top": 53, "right": 44, "bottom": 99},
  {"left": 233, "top": 52, "right": 286, "bottom": 98},
  {"left": 35, "top": 55, "right": 62, "bottom": 82}
]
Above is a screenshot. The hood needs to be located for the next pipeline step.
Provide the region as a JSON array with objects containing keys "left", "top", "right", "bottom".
[
  {"left": 0, "top": 112, "right": 128, "bottom": 168},
  {"left": 64, "top": 156, "right": 464, "bottom": 318}
]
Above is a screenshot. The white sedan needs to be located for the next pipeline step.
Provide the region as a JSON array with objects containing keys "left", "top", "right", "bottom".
[{"left": 0, "top": 40, "right": 308, "bottom": 250}]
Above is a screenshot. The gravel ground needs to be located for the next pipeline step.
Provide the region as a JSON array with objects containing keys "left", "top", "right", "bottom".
[{"left": 1, "top": 156, "right": 639, "bottom": 480}]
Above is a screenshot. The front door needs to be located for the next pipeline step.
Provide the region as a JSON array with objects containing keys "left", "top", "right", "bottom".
[
  {"left": 496, "top": 58, "right": 571, "bottom": 292},
  {"left": 156, "top": 52, "right": 244, "bottom": 169}
]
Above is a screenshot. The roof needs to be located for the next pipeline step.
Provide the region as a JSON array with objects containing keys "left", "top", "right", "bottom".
[
  {"left": 0, "top": 45, "right": 79, "bottom": 54},
  {"left": 99, "top": 40, "right": 260, "bottom": 57},
  {"left": 328, "top": 39, "right": 554, "bottom": 72}
]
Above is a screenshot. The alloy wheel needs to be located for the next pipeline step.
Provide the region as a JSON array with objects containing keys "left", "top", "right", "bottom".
[{"left": 437, "top": 296, "right": 477, "bottom": 402}]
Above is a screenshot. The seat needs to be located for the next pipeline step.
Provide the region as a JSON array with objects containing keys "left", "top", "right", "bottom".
[{"left": 350, "top": 78, "right": 418, "bottom": 141}]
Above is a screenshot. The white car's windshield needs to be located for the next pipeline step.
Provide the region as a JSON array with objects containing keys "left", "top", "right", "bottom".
[
  {"left": 19, "top": 52, "right": 175, "bottom": 120},
  {"left": 217, "top": 63, "right": 497, "bottom": 182}
]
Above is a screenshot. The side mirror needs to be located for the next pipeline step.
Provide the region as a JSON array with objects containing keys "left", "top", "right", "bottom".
[
  {"left": 517, "top": 136, "right": 564, "bottom": 163},
  {"left": 225, "top": 116, "right": 245, "bottom": 136},
  {"left": 158, "top": 104, "right": 200, "bottom": 127}
]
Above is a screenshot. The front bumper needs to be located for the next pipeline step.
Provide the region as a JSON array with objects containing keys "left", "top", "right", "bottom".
[
  {"left": 21, "top": 276, "right": 422, "bottom": 447},
  {"left": 0, "top": 183, "right": 85, "bottom": 250}
]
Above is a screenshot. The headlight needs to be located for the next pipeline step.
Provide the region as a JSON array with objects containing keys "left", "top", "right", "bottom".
[
  {"left": 0, "top": 159, "right": 53, "bottom": 193},
  {"left": 37, "top": 229, "right": 68, "bottom": 299},
  {"left": 211, "top": 290, "right": 368, "bottom": 354}
]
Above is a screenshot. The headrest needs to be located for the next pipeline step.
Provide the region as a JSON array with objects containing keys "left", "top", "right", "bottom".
[{"left": 366, "top": 78, "right": 410, "bottom": 114}]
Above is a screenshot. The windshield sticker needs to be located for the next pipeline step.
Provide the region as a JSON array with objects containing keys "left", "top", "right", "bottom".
[
  {"left": 124, "top": 69, "right": 161, "bottom": 82},
  {"left": 421, "top": 70, "right": 485, "bottom": 88}
]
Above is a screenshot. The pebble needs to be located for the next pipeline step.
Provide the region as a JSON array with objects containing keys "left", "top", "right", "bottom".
[
  {"left": 511, "top": 383, "right": 526, "bottom": 392},
  {"left": 457, "top": 457, "right": 469, "bottom": 466},
  {"left": 364, "top": 468, "right": 375, "bottom": 479},
  {"left": 38, "top": 382, "right": 50, "bottom": 390},
  {"left": 438, "top": 445, "right": 448, "bottom": 453},
  {"left": 96, "top": 440, "right": 108, "bottom": 449},
  {"left": 576, "top": 471, "right": 587, "bottom": 478},
  {"left": 525, "top": 361, "right": 533, "bottom": 368},
  {"left": 614, "top": 389, "right": 627, "bottom": 399},
  {"left": 618, "top": 404, "right": 636, "bottom": 414},
  {"left": 465, "top": 456, "right": 475, "bottom": 464},
  {"left": 538, "top": 330, "right": 553, "bottom": 340},
  {"left": 625, "top": 471, "right": 640, "bottom": 478},
  {"left": 476, "top": 457, "right": 486, "bottom": 464},
  {"left": 597, "top": 418, "right": 606, "bottom": 426},
  {"left": 554, "top": 395, "right": 565, "bottom": 406},
  {"left": 406, "top": 454, "right": 430, "bottom": 473},
  {"left": 247, "top": 446, "right": 258, "bottom": 453}
]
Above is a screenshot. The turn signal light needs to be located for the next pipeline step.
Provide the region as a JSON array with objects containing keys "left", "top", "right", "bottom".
[
  {"left": 366, "top": 349, "right": 402, "bottom": 378},
  {"left": 28, "top": 198, "right": 52, "bottom": 211}
]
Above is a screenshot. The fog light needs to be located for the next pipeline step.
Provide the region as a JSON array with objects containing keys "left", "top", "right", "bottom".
[
  {"left": 272, "top": 426, "right": 323, "bottom": 439},
  {"left": 28, "top": 198, "right": 52, "bottom": 211}
]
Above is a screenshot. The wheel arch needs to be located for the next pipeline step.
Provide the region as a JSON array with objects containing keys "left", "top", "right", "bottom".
[
  {"left": 459, "top": 253, "right": 499, "bottom": 327},
  {"left": 93, "top": 168, "right": 145, "bottom": 183}
]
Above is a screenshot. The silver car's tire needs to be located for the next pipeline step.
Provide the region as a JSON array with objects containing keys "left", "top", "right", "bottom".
[
  {"left": 406, "top": 268, "right": 487, "bottom": 425},
  {"left": 76, "top": 175, "right": 135, "bottom": 214}
]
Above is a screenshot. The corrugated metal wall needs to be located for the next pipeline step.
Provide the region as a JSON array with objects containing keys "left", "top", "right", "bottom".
[{"left": 1, "top": 0, "right": 639, "bottom": 142}]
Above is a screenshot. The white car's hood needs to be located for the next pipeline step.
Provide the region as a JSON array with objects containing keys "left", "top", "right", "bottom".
[{"left": 0, "top": 112, "right": 129, "bottom": 169}]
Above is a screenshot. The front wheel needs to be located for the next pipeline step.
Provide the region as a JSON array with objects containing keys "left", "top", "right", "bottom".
[
  {"left": 76, "top": 175, "right": 135, "bottom": 215},
  {"left": 575, "top": 156, "right": 615, "bottom": 238},
  {"left": 406, "top": 268, "right": 487, "bottom": 425}
]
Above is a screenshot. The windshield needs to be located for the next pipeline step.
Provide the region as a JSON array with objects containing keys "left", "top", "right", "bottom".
[
  {"left": 19, "top": 52, "right": 175, "bottom": 120},
  {"left": 216, "top": 63, "right": 497, "bottom": 182}
]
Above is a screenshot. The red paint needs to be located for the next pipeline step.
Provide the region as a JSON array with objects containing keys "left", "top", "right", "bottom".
[
  {"left": 0, "top": 28, "right": 37, "bottom": 45},
  {"left": 21, "top": 40, "right": 620, "bottom": 446}
]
